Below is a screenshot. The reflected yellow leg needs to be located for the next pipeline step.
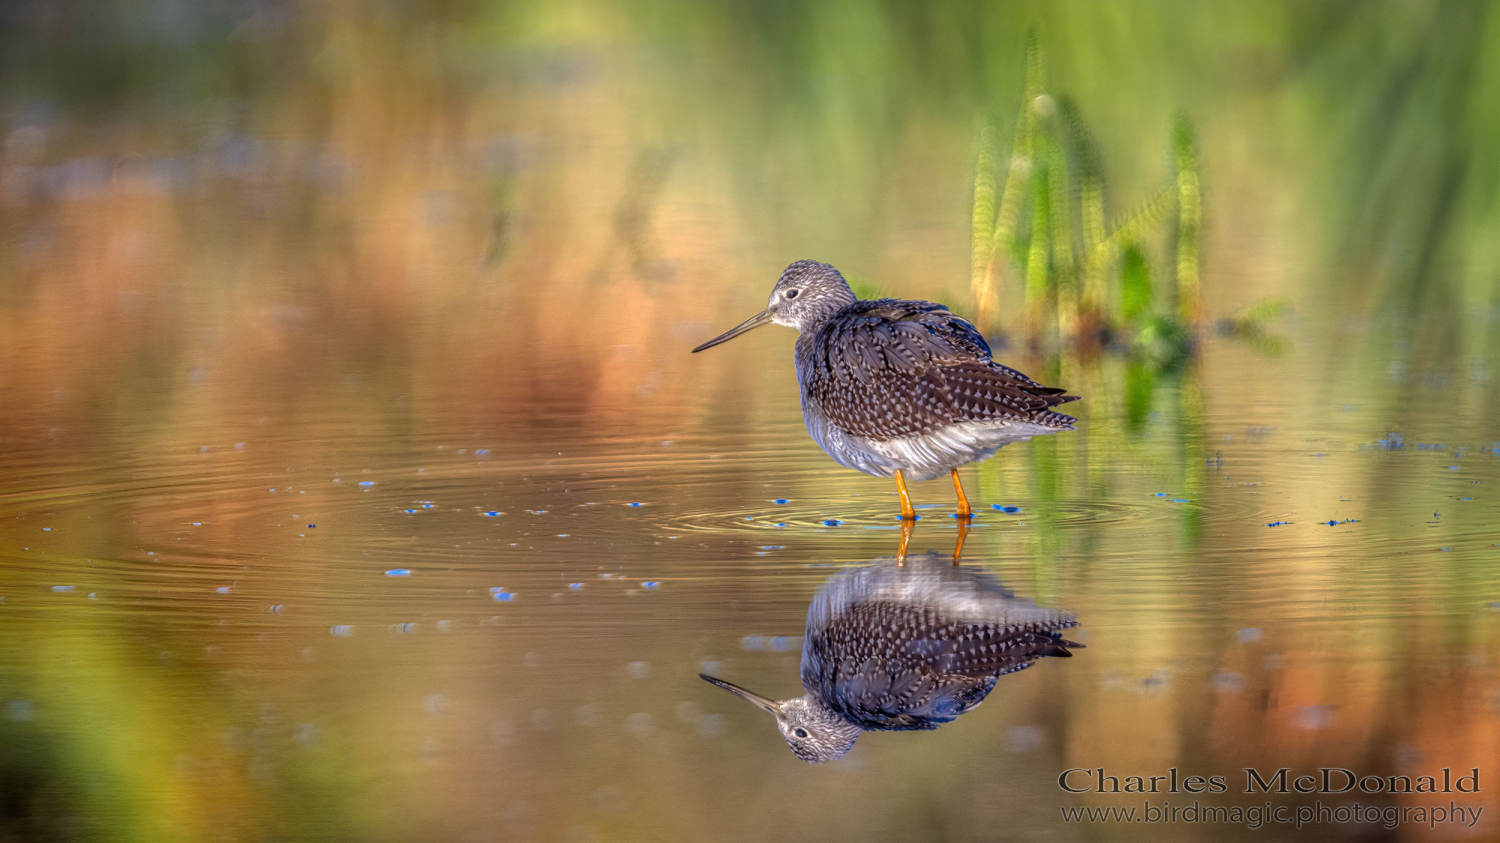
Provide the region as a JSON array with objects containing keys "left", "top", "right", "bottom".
[
  {"left": 894, "top": 469, "right": 916, "bottom": 521},
  {"left": 953, "top": 517, "right": 969, "bottom": 564},
  {"left": 951, "top": 469, "right": 972, "bottom": 520},
  {"left": 896, "top": 516, "right": 914, "bottom": 566}
]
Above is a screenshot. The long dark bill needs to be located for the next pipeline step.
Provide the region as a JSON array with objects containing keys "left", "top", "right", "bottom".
[
  {"left": 698, "top": 673, "right": 779, "bottom": 713},
  {"left": 691, "top": 310, "right": 772, "bottom": 353}
]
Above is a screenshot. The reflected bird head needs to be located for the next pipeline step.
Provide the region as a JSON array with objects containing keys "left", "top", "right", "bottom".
[
  {"left": 699, "top": 673, "right": 860, "bottom": 763},
  {"left": 692, "top": 260, "right": 857, "bottom": 352}
]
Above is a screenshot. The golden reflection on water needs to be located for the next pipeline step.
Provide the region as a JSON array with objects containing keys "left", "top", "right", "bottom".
[{"left": 3, "top": 5, "right": 1500, "bottom": 842}]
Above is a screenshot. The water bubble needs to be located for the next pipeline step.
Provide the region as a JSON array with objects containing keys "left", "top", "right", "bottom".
[
  {"left": 358, "top": 481, "right": 375, "bottom": 486},
  {"left": 1214, "top": 671, "right": 1247, "bottom": 693},
  {"left": 385, "top": 569, "right": 412, "bottom": 577},
  {"left": 1294, "top": 705, "right": 1333, "bottom": 731},
  {"left": 624, "top": 712, "right": 654, "bottom": 738},
  {"left": 1007, "top": 725, "right": 1045, "bottom": 753},
  {"left": 697, "top": 713, "right": 725, "bottom": 737},
  {"left": 675, "top": 701, "right": 702, "bottom": 724},
  {"left": 574, "top": 705, "right": 601, "bottom": 728}
]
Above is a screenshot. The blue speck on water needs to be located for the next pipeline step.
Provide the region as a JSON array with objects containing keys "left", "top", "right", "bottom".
[
  {"left": 330, "top": 625, "right": 354, "bottom": 637},
  {"left": 773, "top": 498, "right": 789, "bottom": 504},
  {"left": 1449, "top": 465, "right": 1461, "bottom": 471},
  {"left": 359, "top": 480, "right": 375, "bottom": 486},
  {"left": 628, "top": 502, "right": 644, "bottom": 507},
  {"left": 822, "top": 519, "right": 843, "bottom": 527},
  {"left": 51, "top": 585, "right": 73, "bottom": 593},
  {"left": 760, "top": 545, "right": 784, "bottom": 550},
  {"left": 642, "top": 581, "right": 661, "bottom": 589},
  {"left": 1266, "top": 521, "right": 1291, "bottom": 527},
  {"left": 422, "top": 503, "right": 434, "bottom": 509},
  {"left": 744, "top": 516, "right": 753, "bottom": 521},
  {"left": 1459, "top": 497, "right": 1475, "bottom": 501},
  {"left": 484, "top": 510, "right": 501, "bottom": 517},
  {"left": 404, "top": 509, "right": 417, "bottom": 514},
  {"left": 476, "top": 449, "right": 490, "bottom": 456},
  {"left": 894, "top": 514, "right": 921, "bottom": 521},
  {"left": 1441, "top": 547, "right": 1453, "bottom": 552},
  {"left": 492, "top": 591, "right": 516, "bottom": 601},
  {"left": 192, "top": 521, "right": 202, "bottom": 526},
  {"left": 1171, "top": 498, "right": 1189, "bottom": 503},
  {"left": 215, "top": 586, "right": 230, "bottom": 593},
  {"left": 774, "top": 522, "right": 787, "bottom": 528},
  {"left": 385, "top": 569, "right": 411, "bottom": 577},
  {"left": 41, "top": 527, "right": 52, "bottom": 532},
  {"left": 569, "top": 583, "right": 584, "bottom": 590},
  {"left": 1154, "top": 492, "right": 1167, "bottom": 497},
  {"left": 992, "top": 505, "right": 1022, "bottom": 513}
]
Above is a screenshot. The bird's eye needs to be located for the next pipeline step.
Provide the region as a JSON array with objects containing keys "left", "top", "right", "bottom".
[
  {"left": 785, "top": 289, "right": 800, "bottom": 300},
  {"left": 793, "top": 727, "right": 809, "bottom": 738}
]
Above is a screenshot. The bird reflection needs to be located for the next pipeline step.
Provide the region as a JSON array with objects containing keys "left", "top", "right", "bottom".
[{"left": 702, "top": 549, "right": 1083, "bottom": 763}]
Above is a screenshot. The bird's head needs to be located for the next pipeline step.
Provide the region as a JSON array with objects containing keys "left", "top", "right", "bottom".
[
  {"left": 700, "top": 673, "right": 860, "bottom": 763},
  {"left": 692, "top": 260, "right": 856, "bottom": 352}
]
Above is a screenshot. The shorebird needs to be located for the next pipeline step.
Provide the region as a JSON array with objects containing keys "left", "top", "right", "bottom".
[
  {"left": 693, "top": 260, "right": 1078, "bottom": 524},
  {"left": 701, "top": 550, "right": 1083, "bottom": 763}
]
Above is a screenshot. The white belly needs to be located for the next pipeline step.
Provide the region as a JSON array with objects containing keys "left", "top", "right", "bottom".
[{"left": 801, "top": 401, "right": 1061, "bottom": 481}]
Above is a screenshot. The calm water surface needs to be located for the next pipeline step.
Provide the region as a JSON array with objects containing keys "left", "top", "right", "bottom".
[
  {"left": 4, "top": 332, "right": 1499, "bottom": 841},
  {"left": 4, "top": 5, "right": 1500, "bottom": 840}
]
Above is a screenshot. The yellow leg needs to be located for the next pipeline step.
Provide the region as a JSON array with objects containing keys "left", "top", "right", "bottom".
[
  {"left": 952, "top": 517, "right": 969, "bottom": 564},
  {"left": 951, "top": 469, "right": 972, "bottom": 520},
  {"left": 894, "top": 469, "right": 916, "bottom": 521},
  {"left": 896, "top": 516, "right": 914, "bottom": 566}
]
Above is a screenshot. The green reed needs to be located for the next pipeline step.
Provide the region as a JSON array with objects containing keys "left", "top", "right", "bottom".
[{"left": 971, "top": 30, "right": 1200, "bottom": 359}]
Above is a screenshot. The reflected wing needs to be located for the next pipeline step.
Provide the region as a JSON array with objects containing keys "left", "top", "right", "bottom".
[
  {"left": 798, "top": 299, "right": 1078, "bottom": 440},
  {"left": 806, "top": 602, "right": 1081, "bottom": 730}
]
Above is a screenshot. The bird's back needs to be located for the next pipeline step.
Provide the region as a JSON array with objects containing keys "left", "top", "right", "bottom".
[
  {"left": 794, "top": 299, "right": 1078, "bottom": 442},
  {"left": 800, "top": 553, "right": 1081, "bottom": 731},
  {"left": 804, "top": 602, "right": 1079, "bottom": 730}
]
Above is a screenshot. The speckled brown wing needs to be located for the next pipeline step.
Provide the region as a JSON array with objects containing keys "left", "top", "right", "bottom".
[
  {"left": 796, "top": 299, "right": 1079, "bottom": 441},
  {"left": 807, "top": 602, "right": 1081, "bottom": 730}
]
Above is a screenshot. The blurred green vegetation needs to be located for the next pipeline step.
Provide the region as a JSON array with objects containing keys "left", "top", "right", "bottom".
[
  {"left": 3, "top": 1, "right": 1496, "bottom": 357},
  {"left": 968, "top": 29, "right": 1204, "bottom": 363},
  {"left": 2, "top": 3, "right": 1500, "bottom": 841}
]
